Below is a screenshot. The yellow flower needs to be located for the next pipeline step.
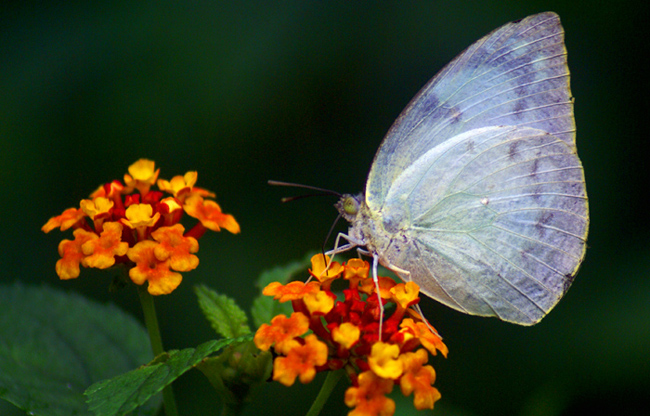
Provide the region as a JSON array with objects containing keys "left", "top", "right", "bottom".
[
  {"left": 122, "top": 204, "right": 160, "bottom": 229},
  {"left": 332, "top": 322, "right": 361, "bottom": 349},
  {"left": 308, "top": 254, "right": 344, "bottom": 284},
  {"left": 80, "top": 197, "right": 114, "bottom": 219},
  {"left": 123, "top": 159, "right": 159, "bottom": 195},
  {"left": 303, "top": 291, "right": 335, "bottom": 315},
  {"left": 368, "top": 342, "right": 403, "bottom": 379}
]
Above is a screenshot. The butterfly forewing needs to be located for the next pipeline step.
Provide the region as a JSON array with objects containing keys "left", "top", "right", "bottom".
[{"left": 366, "top": 12, "right": 575, "bottom": 212}]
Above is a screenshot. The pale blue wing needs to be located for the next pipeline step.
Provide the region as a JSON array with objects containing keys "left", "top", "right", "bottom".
[
  {"left": 366, "top": 12, "right": 575, "bottom": 211},
  {"left": 376, "top": 125, "right": 588, "bottom": 324}
]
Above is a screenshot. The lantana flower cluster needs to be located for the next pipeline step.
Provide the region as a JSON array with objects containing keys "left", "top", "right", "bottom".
[
  {"left": 42, "top": 159, "right": 239, "bottom": 295},
  {"left": 254, "top": 254, "right": 448, "bottom": 415}
]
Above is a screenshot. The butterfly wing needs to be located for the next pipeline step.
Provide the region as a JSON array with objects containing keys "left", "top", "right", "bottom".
[
  {"left": 366, "top": 12, "right": 575, "bottom": 212},
  {"left": 372, "top": 125, "right": 588, "bottom": 324}
]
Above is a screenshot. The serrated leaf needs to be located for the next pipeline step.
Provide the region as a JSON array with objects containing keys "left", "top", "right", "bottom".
[
  {"left": 194, "top": 285, "right": 251, "bottom": 338},
  {"left": 251, "top": 252, "right": 314, "bottom": 327},
  {"left": 85, "top": 336, "right": 251, "bottom": 416},
  {"left": 0, "top": 284, "right": 157, "bottom": 416}
]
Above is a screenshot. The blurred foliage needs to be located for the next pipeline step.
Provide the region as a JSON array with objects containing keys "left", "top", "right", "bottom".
[{"left": 2, "top": 1, "right": 648, "bottom": 415}]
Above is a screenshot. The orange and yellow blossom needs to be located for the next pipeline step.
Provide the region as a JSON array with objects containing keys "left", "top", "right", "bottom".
[
  {"left": 345, "top": 371, "right": 396, "bottom": 416},
  {"left": 183, "top": 194, "right": 240, "bottom": 237},
  {"left": 127, "top": 240, "right": 182, "bottom": 296},
  {"left": 254, "top": 254, "right": 447, "bottom": 416},
  {"left": 42, "top": 159, "right": 239, "bottom": 295}
]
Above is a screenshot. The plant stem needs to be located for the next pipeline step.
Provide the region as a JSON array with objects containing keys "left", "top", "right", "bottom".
[
  {"left": 305, "top": 370, "right": 344, "bottom": 416},
  {"left": 138, "top": 285, "right": 179, "bottom": 416}
]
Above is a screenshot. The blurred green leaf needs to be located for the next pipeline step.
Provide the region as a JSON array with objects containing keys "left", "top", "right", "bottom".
[
  {"left": 251, "top": 252, "right": 314, "bottom": 327},
  {"left": 194, "top": 284, "right": 251, "bottom": 338},
  {"left": 85, "top": 336, "right": 250, "bottom": 416},
  {"left": 0, "top": 284, "right": 156, "bottom": 416},
  {"left": 196, "top": 340, "right": 272, "bottom": 408}
]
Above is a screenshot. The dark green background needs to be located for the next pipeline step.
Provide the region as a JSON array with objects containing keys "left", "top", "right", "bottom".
[{"left": 2, "top": 1, "right": 648, "bottom": 415}]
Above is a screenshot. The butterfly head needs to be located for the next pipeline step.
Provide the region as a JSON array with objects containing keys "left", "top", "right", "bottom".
[{"left": 335, "top": 193, "right": 363, "bottom": 223}]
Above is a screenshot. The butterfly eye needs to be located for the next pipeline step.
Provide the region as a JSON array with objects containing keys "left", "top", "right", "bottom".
[{"left": 343, "top": 196, "right": 359, "bottom": 215}]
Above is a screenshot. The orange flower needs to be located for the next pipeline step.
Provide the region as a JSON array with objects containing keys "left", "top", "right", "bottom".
[
  {"left": 183, "top": 194, "right": 240, "bottom": 234},
  {"left": 262, "top": 281, "right": 321, "bottom": 302},
  {"left": 344, "top": 258, "right": 370, "bottom": 287},
  {"left": 90, "top": 180, "right": 124, "bottom": 200},
  {"left": 254, "top": 312, "right": 310, "bottom": 354},
  {"left": 151, "top": 224, "right": 199, "bottom": 272},
  {"left": 345, "top": 371, "right": 395, "bottom": 416},
  {"left": 55, "top": 229, "right": 97, "bottom": 279},
  {"left": 81, "top": 222, "right": 129, "bottom": 269},
  {"left": 399, "top": 349, "right": 441, "bottom": 410},
  {"left": 360, "top": 275, "right": 397, "bottom": 300},
  {"left": 127, "top": 240, "right": 182, "bottom": 295},
  {"left": 399, "top": 319, "right": 448, "bottom": 357},
  {"left": 42, "top": 208, "right": 85, "bottom": 233},
  {"left": 272, "top": 334, "right": 328, "bottom": 386},
  {"left": 390, "top": 281, "right": 420, "bottom": 310}
]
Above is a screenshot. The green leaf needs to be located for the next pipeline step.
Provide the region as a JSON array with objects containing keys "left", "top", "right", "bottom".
[
  {"left": 0, "top": 283, "right": 157, "bottom": 416},
  {"left": 194, "top": 284, "right": 251, "bottom": 338},
  {"left": 84, "top": 336, "right": 251, "bottom": 416},
  {"left": 251, "top": 252, "right": 314, "bottom": 327}
]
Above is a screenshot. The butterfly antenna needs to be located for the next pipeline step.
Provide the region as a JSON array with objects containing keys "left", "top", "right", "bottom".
[
  {"left": 322, "top": 212, "right": 343, "bottom": 257},
  {"left": 270, "top": 179, "right": 349, "bottom": 288},
  {"left": 277, "top": 194, "right": 317, "bottom": 203},
  {"left": 268, "top": 180, "right": 342, "bottom": 198}
]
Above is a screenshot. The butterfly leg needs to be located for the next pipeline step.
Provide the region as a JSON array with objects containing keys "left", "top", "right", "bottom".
[
  {"left": 319, "top": 232, "right": 360, "bottom": 280},
  {"left": 379, "top": 265, "right": 441, "bottom": 338},
  {"left": 324, "top": 232, "right": 363, "bottom": 270},
  {"left": 325, "top": 234, "right": 387, "bottom": 340},
  {"left": 355, "top": 247, "right": 371, "bottom": 259},
  {"left": 371, "top": 253, "right": 386, "bottom": 340}
]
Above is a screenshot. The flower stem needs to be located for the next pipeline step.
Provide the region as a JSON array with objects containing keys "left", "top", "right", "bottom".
[
  {"left": 305, "top": 370, "right": 344, "bottom": 416},
  {"left": 138, "top": 285, "right": 179, "bottom": 416}
]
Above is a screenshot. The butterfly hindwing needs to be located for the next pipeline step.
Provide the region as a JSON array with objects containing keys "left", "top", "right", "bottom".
[{"left": 373, "top": 125, "right": 587, "bottom": 324}]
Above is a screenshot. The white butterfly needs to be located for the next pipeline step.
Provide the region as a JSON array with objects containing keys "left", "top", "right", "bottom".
[{"left": 328, "top": 12, "right": 588, "bottom": 325}]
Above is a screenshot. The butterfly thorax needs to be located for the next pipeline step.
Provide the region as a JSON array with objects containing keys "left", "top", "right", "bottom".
[{"left": 335, "top": 193, "right": 395, "bottom": 257}]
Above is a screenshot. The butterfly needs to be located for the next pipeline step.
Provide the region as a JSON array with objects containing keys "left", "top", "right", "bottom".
[{"left": 319, "top": 12, "right": 588, "bottom": 326}]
